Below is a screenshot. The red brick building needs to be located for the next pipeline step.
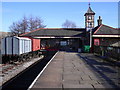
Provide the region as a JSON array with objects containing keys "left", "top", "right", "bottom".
[{"left": 92, "top": 24, "right": 120, "bottom": 60}]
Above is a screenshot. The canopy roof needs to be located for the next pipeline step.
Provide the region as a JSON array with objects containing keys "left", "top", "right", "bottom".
[{"left": 20, "top": 28, "right": 86, "bottom": 38}]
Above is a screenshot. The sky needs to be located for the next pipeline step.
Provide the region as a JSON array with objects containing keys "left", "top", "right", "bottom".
[{"left": 1, "top": 1, "right": 119, "bottom": 32}]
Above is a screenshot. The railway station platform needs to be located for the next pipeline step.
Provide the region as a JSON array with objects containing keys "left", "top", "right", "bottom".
[{"left": 30, "top": 51, "right": 120, "bottom": 89}]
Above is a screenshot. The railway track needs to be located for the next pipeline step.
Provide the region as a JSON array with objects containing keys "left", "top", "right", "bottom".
[{"left": 2, "top": 51, "right": 57, "bottom": 90}]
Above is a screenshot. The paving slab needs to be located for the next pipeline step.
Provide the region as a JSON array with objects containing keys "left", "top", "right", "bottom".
[
  {"left": 93, "top": 84, "right": 115, "bottom": 89},
  {"left": 63, "top": 83, "right": 94, "bottom": 89},
  {"left": 63, "top": 80, "right": 80, "bottom": 85},
  {"left": 63, "top": 74, "right": 82, "bottom": 81}
]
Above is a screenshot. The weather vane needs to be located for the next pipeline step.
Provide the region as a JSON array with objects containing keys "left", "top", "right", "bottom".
[{"left": 89, "top": 2, "right": 91, "bottom": 7}]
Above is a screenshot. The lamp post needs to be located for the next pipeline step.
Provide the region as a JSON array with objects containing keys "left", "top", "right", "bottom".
[
  {"left": 90, "top": 28, "right": 92, "bottom": 48},
  {"left": 89, "top": 23, "right": 92, "bottom": 52}
]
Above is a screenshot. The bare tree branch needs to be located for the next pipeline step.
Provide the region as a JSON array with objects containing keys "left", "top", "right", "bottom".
[
  {"left": 62, "top": 20, "right": 77, "bottom": 28},
  {"left": 9, "top": 15, "right": 46, "bottom": 36}
]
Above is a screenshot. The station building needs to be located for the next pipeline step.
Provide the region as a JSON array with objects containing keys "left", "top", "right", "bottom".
[
  {"left": 20, "top": 4, "right": 95, "bottom": 52},
  {"left": 20, "top": 4, "right": 120, "bottom": 56},
  {"left": 93, "top": 24, "right": 120, "bottom": 60},
  {"left": 20, "top": 28, "right": 86, "bottom": 51}
]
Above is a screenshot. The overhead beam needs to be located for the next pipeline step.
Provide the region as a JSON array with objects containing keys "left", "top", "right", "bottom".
[
  {"left": 92, "top": 35, "right": 120, "bottom": 38},
  {"left": 33, "top": 36, "right": 82, "bottom": 39}
]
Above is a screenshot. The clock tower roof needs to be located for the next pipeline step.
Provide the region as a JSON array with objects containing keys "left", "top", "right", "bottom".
[{"left": 84, "top": 3, "right": 95, "bottom": 16}]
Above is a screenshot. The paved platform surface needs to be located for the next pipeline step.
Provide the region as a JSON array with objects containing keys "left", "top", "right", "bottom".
[{"left": 30, "top": 51, "right": 120, "bottom": 89}]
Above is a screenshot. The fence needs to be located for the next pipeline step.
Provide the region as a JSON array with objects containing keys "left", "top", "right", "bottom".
[{"left": 94, "top": 46, "right": 120, "bottom": 61}]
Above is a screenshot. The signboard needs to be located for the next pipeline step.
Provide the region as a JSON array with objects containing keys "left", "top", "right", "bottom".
[
  {"left": 94, "top": 39, "right": 100, "bottom": 46},
  {"left": 60, "top": 41, "right": 67, "bottom": 46}
]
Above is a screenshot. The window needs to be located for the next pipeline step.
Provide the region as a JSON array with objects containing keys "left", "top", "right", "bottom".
[{"left": 88, "top": 22, "right": 92, "bottom": 27}]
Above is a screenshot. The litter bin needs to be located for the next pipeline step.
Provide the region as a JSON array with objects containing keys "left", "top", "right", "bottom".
[{"left": 84, "top": 45, "right": 90, "bottom": 53}]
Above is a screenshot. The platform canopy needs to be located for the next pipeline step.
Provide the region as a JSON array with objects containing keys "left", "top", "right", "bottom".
[{"left": 20, "top": 28, "right": 86, "bottom": 39}]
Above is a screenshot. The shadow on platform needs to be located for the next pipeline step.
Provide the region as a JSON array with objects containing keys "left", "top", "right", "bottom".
[{"left": 77, "top": 54, "right": 120, "bottom": 89}]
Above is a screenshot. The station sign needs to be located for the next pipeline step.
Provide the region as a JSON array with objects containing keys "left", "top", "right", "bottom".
[{"left": 94, "top": 39, "right": 100, "bottom": 46}]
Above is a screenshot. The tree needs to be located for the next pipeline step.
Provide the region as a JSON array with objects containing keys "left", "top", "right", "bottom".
[
  {"left": 21, "top": 16, "right": 28, "bottom": 33},
  {"left": 9, "top": 15, "right": 46, "bottom": 36},
  {"left": 29, "top": 16, "right": 46, "bottom": 31},
  {"left": 9, "top": 21, "right": 23, "bottom": 36},
  {"left": 62, "top": 20, "right": 77, "bottom": 28}
]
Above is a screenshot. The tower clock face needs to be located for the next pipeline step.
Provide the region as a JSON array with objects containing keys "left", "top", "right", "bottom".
[{"left": 88, "top": 16, "right": 92, "bottom": 20}]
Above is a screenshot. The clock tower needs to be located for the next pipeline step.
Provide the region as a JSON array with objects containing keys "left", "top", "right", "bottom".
[{"left": 84, "top": 3, "right": 95, "bottom": 31}]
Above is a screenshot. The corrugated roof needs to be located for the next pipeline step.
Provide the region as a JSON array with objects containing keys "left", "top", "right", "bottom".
[
  {"left": 20, "top": 28, "right": 86, "bottom": 37},
  {"left": 94, "top": 24, "right": 120, "bottom": 35}
]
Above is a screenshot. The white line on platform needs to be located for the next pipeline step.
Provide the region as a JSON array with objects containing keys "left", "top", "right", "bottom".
[{"left": 27, "top": 51, "right": 59, "bottom": 90}]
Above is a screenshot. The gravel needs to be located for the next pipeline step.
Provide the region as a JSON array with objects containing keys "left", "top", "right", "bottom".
[{"left": 0, "top": 55, "right": 44, "bottom": 86}]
